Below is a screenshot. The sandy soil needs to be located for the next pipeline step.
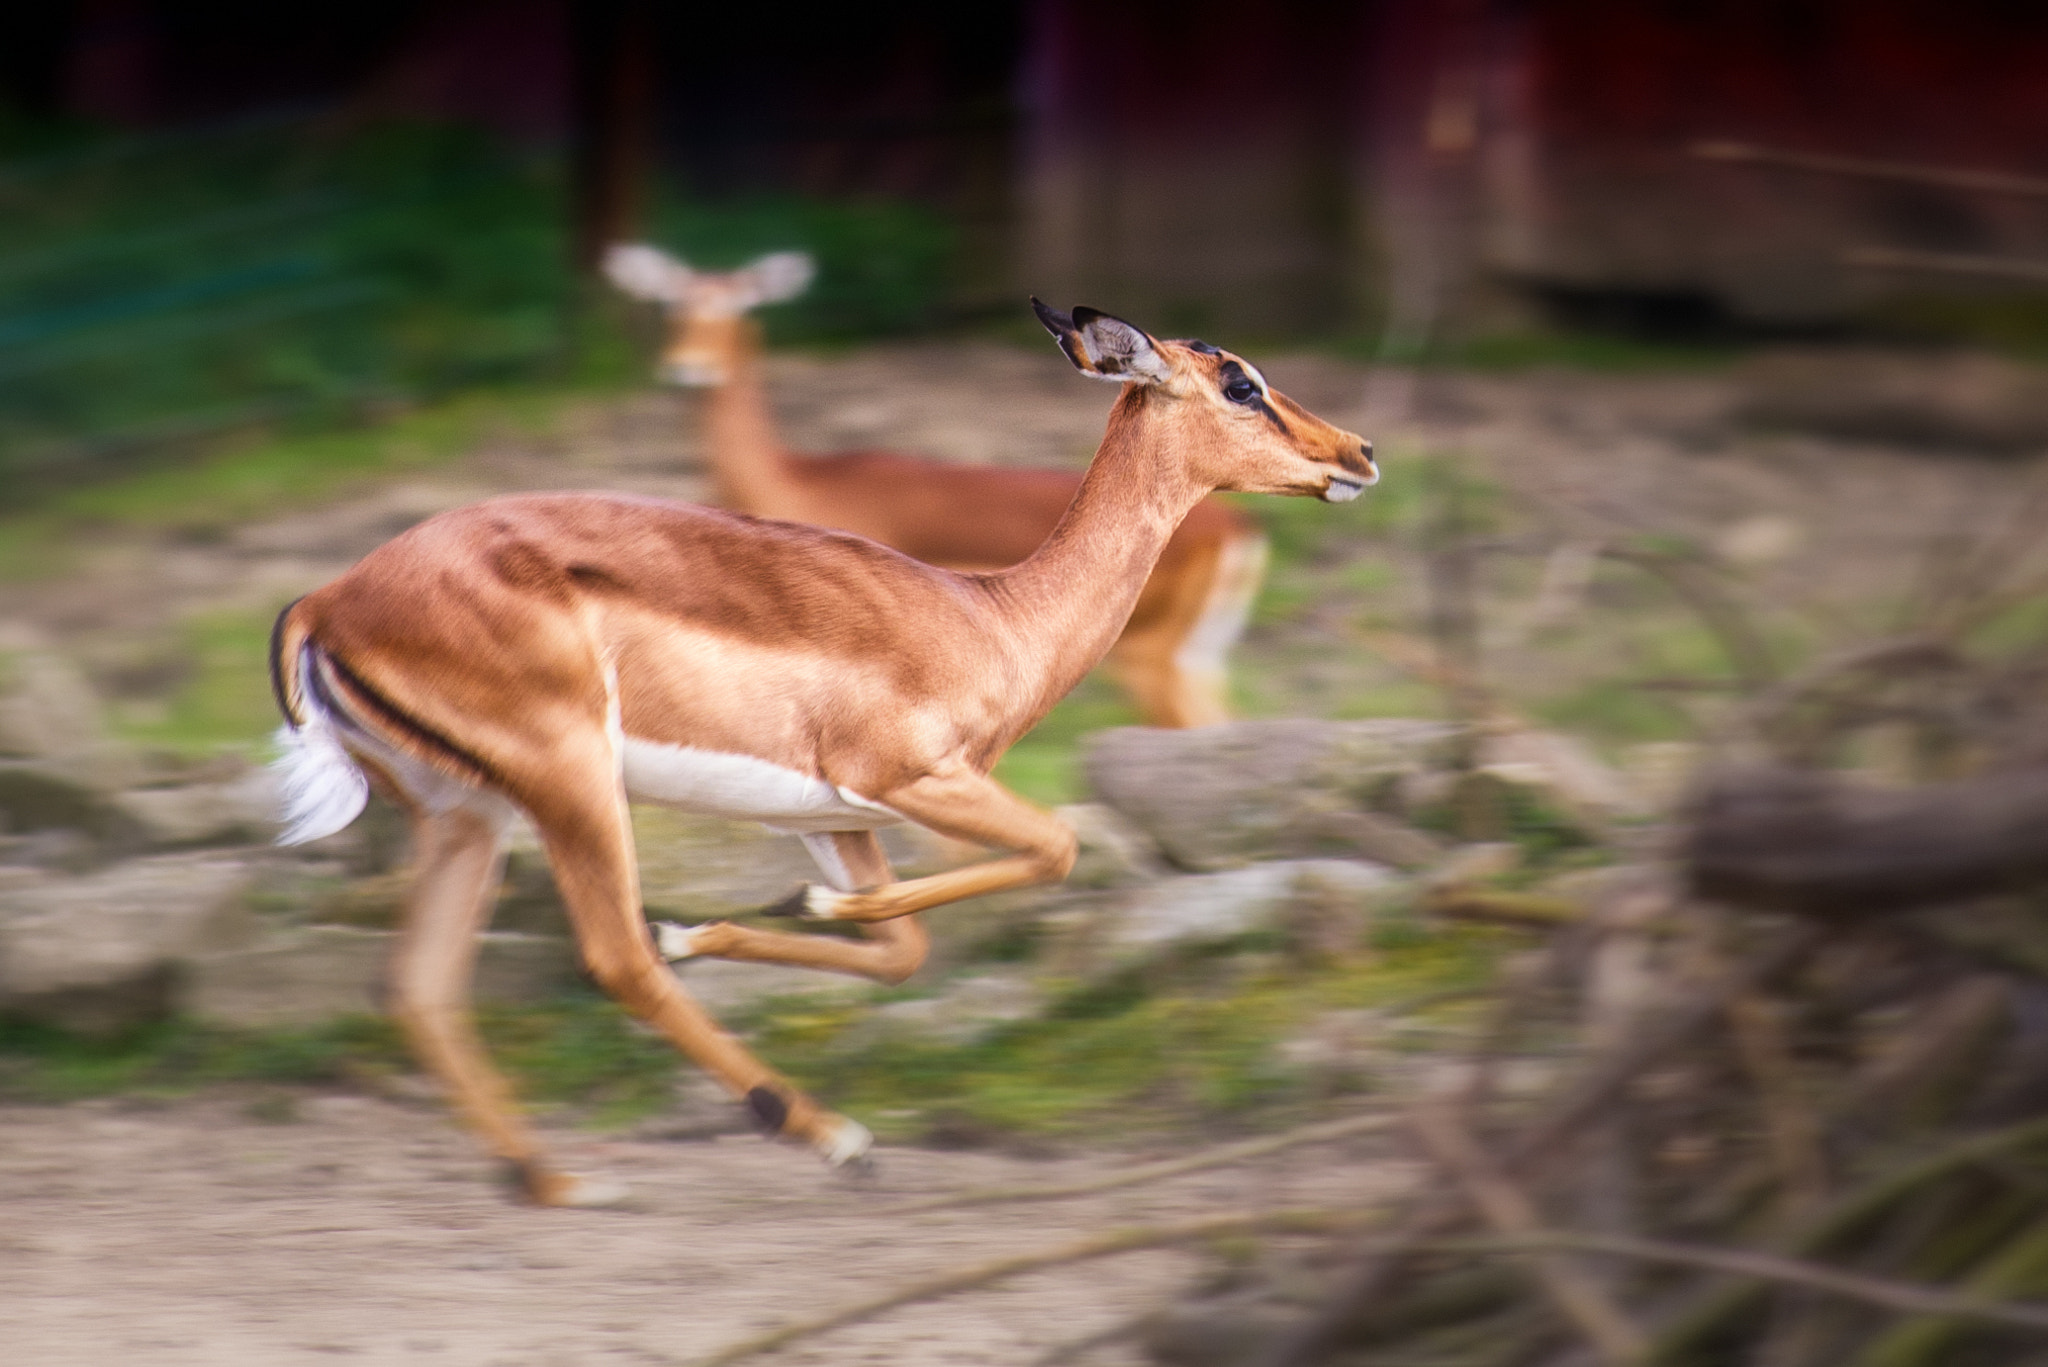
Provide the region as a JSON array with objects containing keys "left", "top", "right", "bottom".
[{"left": 0, "top": 1093, "right": 1409, "bottom": 1367}]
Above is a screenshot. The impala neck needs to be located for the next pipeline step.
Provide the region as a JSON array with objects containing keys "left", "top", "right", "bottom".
[
  {"left": 986, "top": 386, "right": 1209, "bottom": 732},
  {"left": 699, "top": 319, "right": 802, "bottom": 512}
]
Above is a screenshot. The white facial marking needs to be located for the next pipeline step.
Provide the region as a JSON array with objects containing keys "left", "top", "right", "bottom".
[
  {"left": 1323, "top": 477, "right": 1367, "bottom": 504},
  {"left": 619, "top": 739, "right": 900, "bottom": 833}
]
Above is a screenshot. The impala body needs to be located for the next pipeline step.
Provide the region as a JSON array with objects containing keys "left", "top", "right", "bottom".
[
  {"left": 605, "top": 244, "right": 1269, "bottom": 728},
  {"left": 270, "top": 300, "right": 1375, "bottom": 1205}
]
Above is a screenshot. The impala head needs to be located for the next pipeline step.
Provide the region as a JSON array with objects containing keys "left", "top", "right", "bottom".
[
  {"left": 605, "top": 243, "right": 815, "bottom": 387},
  {"left": 1031, "top": 299, "right": 1377, "bottom": 503}
]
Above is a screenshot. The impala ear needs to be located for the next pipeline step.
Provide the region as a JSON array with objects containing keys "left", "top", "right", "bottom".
[
  {"left": 604, "top": 243, "right": 694, "bottom": 304},
  {"left": 1031, "top": 298, "right": 1171, "bottom": 385},
  {"left": 735, "top": 251, "right": 815, "bottom": 307}
]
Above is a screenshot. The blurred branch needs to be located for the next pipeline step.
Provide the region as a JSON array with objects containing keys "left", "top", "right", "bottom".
[
  {"left": 1421, "top": 1230, "right": 2048, "bottom": 1336},
  {"left": 686, "top": 1207, "right": 1383, "bottom": 1367},
  {"left": 1691, "top": 141, "right": 2048, "bottom": 199},
  {"left": 1411, "top": 1099, "right": 1650, "bottom": 1364},
  {"left": 879, "top": 1111, "right": 1396, "bottom": 1217},
  {"left": 1600, "top": 544, "right": 1779, "bottom": 691}
]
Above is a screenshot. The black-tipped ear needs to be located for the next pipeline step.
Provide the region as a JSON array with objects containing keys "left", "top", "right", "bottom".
[
  {"left": 1033, "top": 298, "right": 1171, "bottom": 385},
  {"left": 1031, "top": 296, "right": 1075, "bottom": 337}
]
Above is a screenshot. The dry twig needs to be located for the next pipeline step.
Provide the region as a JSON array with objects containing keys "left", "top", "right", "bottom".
[
  {"left": 878, "top": 1112, "right": 1396, "bottom": 1217},
  {"left": 1411, "top": 1099, "right": 1650, "bottom": 1364},
  {"left": 685, "top": 1208, "right": 1382, "bottom": 1367}
]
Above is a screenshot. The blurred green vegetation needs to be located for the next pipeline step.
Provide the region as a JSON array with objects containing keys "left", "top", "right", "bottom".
[
  {"left": 0, "top": 915, "right": 1516, "bottom": 1139},
  {"left": 0, "top": 114, "right": 961, "bottom": 501}
]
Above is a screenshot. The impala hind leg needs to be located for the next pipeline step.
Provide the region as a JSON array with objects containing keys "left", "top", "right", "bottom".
[
  {"left": 767, "top": 767, "right": 1076, "bottom": 924},
  {"left": 655, "top": 831, "right": 930, "bottom": 984},
  {"left": 524, "top": 765, "right": 871, "bottom": 1169},
  {"left": 387, "top": 804, "right": 622, "bottom": 1206}
]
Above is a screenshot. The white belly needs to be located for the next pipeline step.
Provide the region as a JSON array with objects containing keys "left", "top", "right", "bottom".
[{"left": 619, "top": 738, "right": 901, "bottom": 834}]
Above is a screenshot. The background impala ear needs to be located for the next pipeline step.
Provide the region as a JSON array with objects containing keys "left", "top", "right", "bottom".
[
  {"left": 604, "top": 243, "right": 694, "bottom": 304},
  {"left": 734, "top": 251, "right": 815, "bottom": 308},
  {"left": 1031, "top": 298, "right": 1170, "bottom": 385}
]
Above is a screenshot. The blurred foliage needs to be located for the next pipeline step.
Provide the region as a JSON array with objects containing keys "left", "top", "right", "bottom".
[
  {"left": 749, "top": 919, "right": 1511, "bottom": 1142},
  {"left": 0, "top": 990, "right": 678, "bottom": 1127},
  {"left": 0, "top": 917, "right": 1516, "bottom": 1140},
  {"left": 0, "top": 113, "right": 962, "bottom": 500}
]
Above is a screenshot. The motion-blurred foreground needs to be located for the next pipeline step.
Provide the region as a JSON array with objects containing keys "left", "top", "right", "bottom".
[{"left": 8, "top": 4, "right": 2048, "bottom": 1366}]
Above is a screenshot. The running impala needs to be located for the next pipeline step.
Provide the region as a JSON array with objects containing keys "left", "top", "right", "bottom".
[
  {"left": 269, "top": 300, "right": 1375, "bottom": 1205},
  {"left": 605, "top": 244, "right": 1270, "bottom": 728}
]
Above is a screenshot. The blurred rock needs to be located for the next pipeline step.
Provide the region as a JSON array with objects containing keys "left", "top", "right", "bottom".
[
  {"left": 1085, "top": 720, "right": 1460, "bottom": 871},
  {"left": 1296, "top": 810, "right": 1446, "bottom": 870},
  {"left": 184, "top": 926, "right": 577, "bottom": 1029},
  {"left": 1425, "top": 842, "right": 1522, "bottom": 887},
  {"left": 0, "top": 763, "right": 146, "bottom": 868},
  {"left": 0, "top": 853, "right": 256, "bottom": 1034},
  {"left": 1736, "top": 349, "right": 2048, "bottom": 454},
  {"left": 1099, "top": 858, "right": 1395, "bottom": 970},
  {"left": 114, "top": 765, "right": 278, "bottom": 849},
  {"left": 0, "top": 629, "right": 107, "bottom": 763},
  {"left": 862, "top": 973, "right": 1043, "bottom": 1044},
  {"left": 1476, "top": 728, "right": 1641, "bottom": 827},
  {"left": 1056, "top": 801, "right": 1167, "bottom": 888}
]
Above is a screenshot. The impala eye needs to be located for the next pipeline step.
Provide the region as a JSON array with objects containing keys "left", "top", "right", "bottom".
[{"left": 1223, "top": 378, "right": 1258, "bottom": 404}]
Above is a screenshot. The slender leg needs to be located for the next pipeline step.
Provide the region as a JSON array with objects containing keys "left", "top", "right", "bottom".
[
  {"left": 1103, "top": 531, "right": 1263, "bottom": 730},
  {"left": 657, "top": 831, "right": 930, "bottom": 984},
  {"left": 517, "top": 744, "right": 871, "bottom": 1168},
  {"left": 767, "top": 766, "right": 1077, "bottom": 924},
  {"left": 386, "top": 803, "right": 626, "bottom": 1206}
]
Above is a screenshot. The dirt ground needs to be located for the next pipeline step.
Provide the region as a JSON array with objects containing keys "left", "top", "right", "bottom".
[{"left": 0, "top": 1092, "right": 1409, "bottom": 1367}]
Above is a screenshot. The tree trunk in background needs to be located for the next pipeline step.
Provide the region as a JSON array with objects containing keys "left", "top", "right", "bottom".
[{"left": 570, "top": 0, "right": 653, "bottom": 274}]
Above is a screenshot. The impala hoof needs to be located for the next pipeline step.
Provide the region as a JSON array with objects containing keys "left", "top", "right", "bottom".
[
  {"left": 757, "top": 884, "right": 838, "bottom": 920},
  {"left": 818, "top": 1117, "right": 874, "bottom": 1171},
  {"left": 523, "top": 1167, "right": 630, "bottom": 1209}
]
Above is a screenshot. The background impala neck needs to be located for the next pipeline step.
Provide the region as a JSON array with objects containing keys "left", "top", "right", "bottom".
[
  {"left": 699, "top": 319, "right": 802, "bottom": 513},
  {"left": 991, "top": 387, "right": 1210, "bottom": 724}
]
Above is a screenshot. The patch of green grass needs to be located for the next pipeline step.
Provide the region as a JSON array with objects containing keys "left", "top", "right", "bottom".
[
  {"left": 0, "top": 990, "right": 682, "bottom": 1127},
  {"left": 748, "top": 920, "right": 1514, "bottom": 1142},
  {"left": 0, "top": 384, "right": 576, "bottom": 582},
  {"left": 110, "top": 606, "right": 288, "bottom": 755}
]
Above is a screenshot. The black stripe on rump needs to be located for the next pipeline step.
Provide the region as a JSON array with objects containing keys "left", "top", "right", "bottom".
[
  {"left": 314, "top": 651, "right": 503, "bottom": 788},
  {"left": 268, "top": 597, "right": 304, "bottom": 727}
]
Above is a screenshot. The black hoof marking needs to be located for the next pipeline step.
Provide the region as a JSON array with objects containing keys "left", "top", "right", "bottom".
[
  {"left": 745, "top": 1086, "right": 789, "bottom": 1135},
  {"left": 757, "top": 886, "right": 809, "bottom": 919}
]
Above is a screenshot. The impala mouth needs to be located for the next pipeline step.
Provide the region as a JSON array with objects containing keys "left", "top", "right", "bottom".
[{"left": 1323, "top": 473, "right": 1370, "bottom": 503}]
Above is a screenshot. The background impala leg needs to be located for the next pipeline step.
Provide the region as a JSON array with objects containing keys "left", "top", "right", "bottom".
[
  {"left": 526, "top": 772, "right": 871, "bottom": 1169},
  {"left": 386, "top": 805, "right": 622, "bottom": 1206},
  {"left": 657, "top": 831, "right": 930, "bottom": 984}
]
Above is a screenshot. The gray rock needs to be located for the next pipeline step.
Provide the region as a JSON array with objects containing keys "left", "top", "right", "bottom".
[
  {"left": 0, "top": 763, "right": 147, "bottom": 866},
  {"left": 114, "top": 766, "right": 280, "bottom": 849},
  {"left": 1101, "top": 858, "right": 1396, "bottom": 968},
  {"left": 1476, "top": 729, "right": 1640, "bottom": 826},
  {"left": 1056, "top": 802, "right": 1167, "bottom": 888},
  {"left": 1085, "top": 720, "right": 1460, "bottom": 871},
  {"left": 183, "top": 926, "right": 580, "bottom": 1029},
  {"left": 0, "top": 853, "right": 256, "bottom": 1033},
  {"left": 862, "top": 973, "right": 1044, "bottom": 1044},
  {"left": 667, "top": 958, "right": 872, "bottom": 1014},
  {"left": 0, "top": 635, "right": 105, "bottom": 762}
]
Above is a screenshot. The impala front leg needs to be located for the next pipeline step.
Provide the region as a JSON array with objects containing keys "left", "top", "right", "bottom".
[{"left": 774, "top": 767, "right": 1077, "bottom": 924}]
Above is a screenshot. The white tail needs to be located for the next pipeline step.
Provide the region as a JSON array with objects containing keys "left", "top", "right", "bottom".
[{"left": 272, "top": 666, "right": 369, "bottom": 846}]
